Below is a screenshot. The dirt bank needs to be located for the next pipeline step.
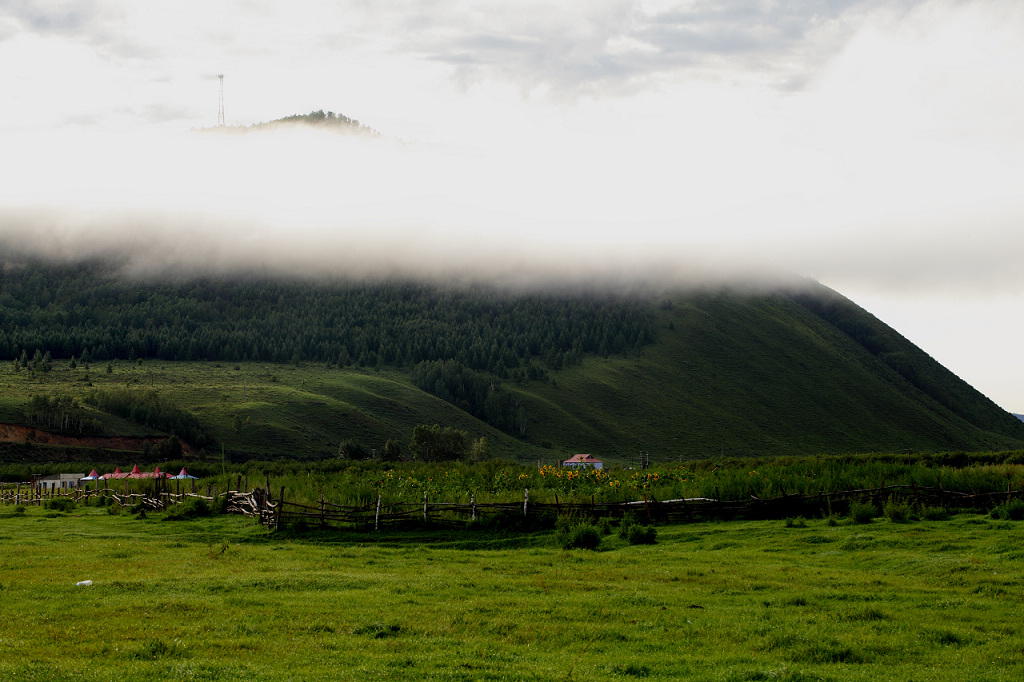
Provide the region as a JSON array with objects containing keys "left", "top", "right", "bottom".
[{"left": 0, "top": 423, "right": 192, "bottom": 454}]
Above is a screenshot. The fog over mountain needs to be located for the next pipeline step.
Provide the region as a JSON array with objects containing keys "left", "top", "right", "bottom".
[{"left": 2, "top": 0, "right": 1023, "bottom": 410}]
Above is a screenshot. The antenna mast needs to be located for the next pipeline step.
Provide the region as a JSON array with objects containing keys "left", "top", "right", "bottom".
[{"left": 217, "top": 74, "right": 225, "bottom": 127}]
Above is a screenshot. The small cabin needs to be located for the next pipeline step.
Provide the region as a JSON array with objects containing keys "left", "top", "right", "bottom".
[
  {"left": 562, "top": 454, "right": 603, "bottom": 470},
  {"left": 32, "top": 473, "right": 86, "bottom": 491}
]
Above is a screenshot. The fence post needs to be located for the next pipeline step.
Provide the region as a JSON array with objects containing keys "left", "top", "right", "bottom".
[
  {"left": 523, "top": 488, "right": 529, "bottom": 516},
  {"left": 236, "top": 475, "right": 242, "bottom": 492},
  {"left": 423, "top": 493, "right": 428, "bottom": 523},
  {"left": 276, "top": 486, "right": 284, "bottom": 531},
  {"left": 375, "top": 493, "right": 381, "bottom": 531},
  {"left": 471, "top": 494, "right": 476, "bottom": 522},
  {"left": 320, "top": 493, "right": 326, "bottom": 528}
]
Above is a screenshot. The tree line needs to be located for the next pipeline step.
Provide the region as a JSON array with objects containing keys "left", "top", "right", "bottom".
[
  {"left": 83, "top": 388, "right": 217, "bottom": 451},
  {"left": 25, "top": 394, "right": 101, "bottom": 435},
  {"left": 1, "top": 259, "right": 659, "bottom": 432},
  {"left": 340, "top": 424, "right": 491, "bottom": 463}
]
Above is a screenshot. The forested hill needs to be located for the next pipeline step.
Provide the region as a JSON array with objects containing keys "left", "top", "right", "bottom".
[
  {"left": 2, "top": 257, "right": 1023, "bottom": 459},
  {"left": 0, "top": 259, "right": 655, "bottom": 373},
  {"left": 248, "top": 109, "right": 378, "bottom": 135}
]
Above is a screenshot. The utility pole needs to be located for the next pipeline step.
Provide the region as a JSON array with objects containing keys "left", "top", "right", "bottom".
[{"left": 217, "top": 74, "right": 225, "bottom": 127}]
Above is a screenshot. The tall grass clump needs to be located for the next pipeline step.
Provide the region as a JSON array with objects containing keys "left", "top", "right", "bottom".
[
  {"left": 44, "top": 497, "right": 76, "bottom": 513},
  {"left": 624, "top": 524, "right": 658, "bottom": 545},
  {"left": 883, "top": 497, "right": 913, "bottom": 523},
  {"left": 619, "top": 512, "right": 658, "bottom": 544},
  {"left": 555, "top": 515, "right": 601, "bottom": 550},
  {"left": 163, "top": 497, "right": 214, "bottom": 521},
  {"left": 990, "top": 498, "right": 1024, "bottom": 521},
  {"left": 850, "top": 500, "right": 877, "bottom": 524},
  {"left": 921, "top": 505, "right": 950, "bottom": 521}
]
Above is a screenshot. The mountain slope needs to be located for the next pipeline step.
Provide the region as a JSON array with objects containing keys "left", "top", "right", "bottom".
[
  {"left": 2, "top": 259, "right": 1022, "bottom": 462},
  {"left": 514, "top": 286, "right": 1024, "bottom": 458}
]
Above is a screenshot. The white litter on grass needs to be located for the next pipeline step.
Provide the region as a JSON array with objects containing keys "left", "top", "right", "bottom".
[{"left": 75, "top": 580, "right": 93, "bottom": 587}]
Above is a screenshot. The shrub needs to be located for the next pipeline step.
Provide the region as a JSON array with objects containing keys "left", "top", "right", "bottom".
[
  {"left": 990, "top": 498, "right": 1024, "bottom": 521},
  {"left": 850, "top": 501, "right": 877, "bottom": 524},
  {"left": 625, "top": 524, "right": 658, "bottom": 545},
  {"left": 14, "top": 505, "right": 26, "bottom": 515},
  {"left": 44, "top": 497, "right": 76, "bottom": 513},
  {"left": 921, "top": 506, "right": 950, "bottom": 521},
  {"left": 784, "top": 516, "right": 807, "bottom": 528},
  {"left": 556, "top": 516, "right": 601, "bottom": 550},
  {"left": 883, "top": 497, "right": 913, "bottom": 523},
  {"left": 618, "top": 511, "right": 651, "bottom": 540},
  {"left": 163, "top": 497, "right": 213, "bottom": 521}
]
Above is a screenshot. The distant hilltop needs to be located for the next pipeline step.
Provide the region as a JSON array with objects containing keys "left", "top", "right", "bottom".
[
  {"left": 1016, "top": 414, "right": 1024, "bottom": 423},
  {"left": 200, "top": 109, "right": 379, "bottom": 136}
]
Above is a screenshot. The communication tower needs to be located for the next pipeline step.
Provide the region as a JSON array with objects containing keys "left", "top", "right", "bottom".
[{"left": 217, "top": 74, "right": 225, "bottom": 127}]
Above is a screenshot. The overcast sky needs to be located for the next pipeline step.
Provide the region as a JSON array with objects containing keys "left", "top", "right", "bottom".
[{"left": 2, "top": 0, "right": 1023, "bottom": 411}]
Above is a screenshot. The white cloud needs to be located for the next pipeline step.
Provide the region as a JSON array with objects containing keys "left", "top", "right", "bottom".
[{"left": 1, "top": 0, "right": 1023, "bottom": 408}]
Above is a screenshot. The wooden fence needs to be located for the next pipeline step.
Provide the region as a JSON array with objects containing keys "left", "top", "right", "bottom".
[
  {"left": 2, "top": 480, "right": 1022, "bottom": 532},
  {"left": 0, "top": 478, "right": 279, "bottom": 526},
  {"left": 272, "top": 483, "right": 1024, "bottom": 531}
]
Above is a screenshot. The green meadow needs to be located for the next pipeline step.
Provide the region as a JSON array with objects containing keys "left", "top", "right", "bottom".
[{"left": 2, "top": 503, "right": 1024, "bottom": 681}]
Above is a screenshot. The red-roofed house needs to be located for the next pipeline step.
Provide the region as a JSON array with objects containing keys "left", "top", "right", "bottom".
[{"left": 562, "top": 454, "right": 603, "bottom": 470}]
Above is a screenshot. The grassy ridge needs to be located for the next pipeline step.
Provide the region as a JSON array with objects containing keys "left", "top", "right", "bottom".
[
  {"left": 515, "top": 290, "right": 1024, "bottom": 458},
  {"left": 0, "top": 360, "right": 549, "bottom": 462},
  {"left": 2, "top": 505, "right": 1024, "bottom": 680}
]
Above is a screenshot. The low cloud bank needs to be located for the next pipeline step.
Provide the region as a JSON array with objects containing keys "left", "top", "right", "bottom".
[{"left": 2, "top": 98, "right": 1023, "bottom": 297}]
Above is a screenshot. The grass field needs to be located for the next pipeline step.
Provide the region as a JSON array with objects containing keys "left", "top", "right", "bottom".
[{"left": 2, "top": 504, "right": 1023, "bottom": 680}]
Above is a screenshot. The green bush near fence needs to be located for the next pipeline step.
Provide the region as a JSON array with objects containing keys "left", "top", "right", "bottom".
[
  {"left": 624, "top": 523, "right": 658, "bottom": 545},
  {"left": 883, "top": 497, "right": 913, "bottom": 523},
  {"left": 163, "top": 497, "right": 214, "bottom": 521},
  {"left": 850, "top": 500, "right": 878, "bottom": 524},
  {"left": 920, "top": 505, "right": 950, "bottom": 521},
  {"left": 555, "top": 515, "right": 601, "bottom": 550},
  {"left": 990, "top": 497, "right": 1024, "bottom": 520},
  {"left": 43, "top": 497, "right": 76, "bottom": 513}
]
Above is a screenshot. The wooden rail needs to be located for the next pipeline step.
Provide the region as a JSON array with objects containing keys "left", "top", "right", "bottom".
[
  {"left": 2, "top": 482, "right": 1022, "bottom": 532},
  {"left": 269, "top": 484, "right": 1024, "bottom": 531}
]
